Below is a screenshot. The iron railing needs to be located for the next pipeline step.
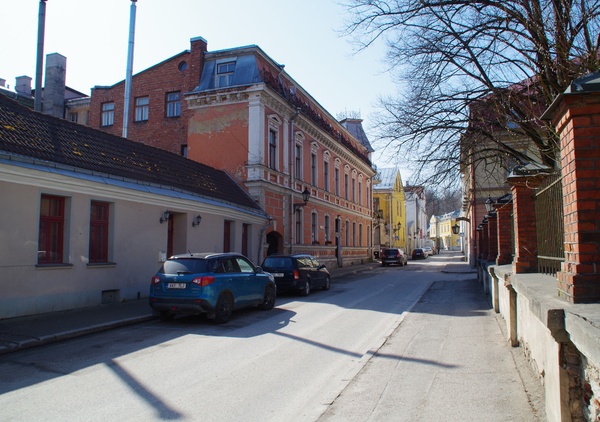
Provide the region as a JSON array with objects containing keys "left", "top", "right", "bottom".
[{"left": 534, "top": 172, "right": 565, "bottom": 275}]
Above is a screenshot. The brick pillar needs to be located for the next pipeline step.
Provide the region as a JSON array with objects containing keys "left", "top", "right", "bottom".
[
  {"left": 476, "top": 227, "right": 484, "bottom": 260},
  {"left": 481, "top": 221, "right": 489, "bottom": 260},
  {"left": 487, "top": 212, "right": 498, "bottom": 262},
  {"left": 495, "top": 200, "right": 513, "bottom": 265},
  {"left": 508, "top": 180, "right": 538, "bottom": 273},
  {"left": 550, "top": 92, "right": 600, "bottom": 303}
]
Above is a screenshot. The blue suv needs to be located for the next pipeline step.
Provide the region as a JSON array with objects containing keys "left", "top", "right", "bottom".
[{"left": 149, "top": 252, "right": 276, "bottom": 323}]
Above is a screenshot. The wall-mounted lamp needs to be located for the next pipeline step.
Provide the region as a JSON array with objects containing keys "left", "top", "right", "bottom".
[
  {"left": 192, "top": 214, "right": 202, "bottom": 227},
  {"left": 160, "top": 210, "right": 171, "bottom": 224},
  {"left": 293, "top": 188, "right": 311, "bottom": 211},
  {"left": 452, "top": 223, "right": 460, "bottom": 235},
  {"left": 393, "top": 222, "right": 402, "bottom": 233}
]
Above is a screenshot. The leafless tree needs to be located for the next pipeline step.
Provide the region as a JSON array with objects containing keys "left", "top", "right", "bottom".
[{"left": 341, "top": 0, "right": 600, "bottom": 187}]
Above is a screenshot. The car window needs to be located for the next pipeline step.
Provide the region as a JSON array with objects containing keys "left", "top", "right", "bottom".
[
  {"left": 311, "top": 258, "right": 321, "bottom": 267},
  {"left": 297, "top": 257, "right": 312, "bottom": 269},
  {"left": 262, "top": 257, "right": 293, "bottom": 269},
  {"left": 235, "top": 257, "right": 255, "bottom": 273},
  {"left": 161, "top": 258, "right": 208, "bottom": 274}
]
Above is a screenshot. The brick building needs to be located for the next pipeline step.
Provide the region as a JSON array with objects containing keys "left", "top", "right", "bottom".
[{"left": 88, "top": 37, "right": 376, "bottom": 267}]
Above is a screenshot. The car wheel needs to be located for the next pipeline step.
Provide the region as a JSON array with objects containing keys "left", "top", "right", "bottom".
[
  {"left": 259, "top": 285, "right": 276, "bottom": 310},
  {"left": 299, "top": 279, "right": 311, "bottom": 296},
  {"left": 322, "top": 275, "right": 331, "bottom": 290},
  {"left": 213, "top": 293, "right": 233, "bottom": 324},
  {"left": 156, "top": 311, "right": 174, "bottom": 322},
  {"left": 398, "top": 260, "right": 403, "bottom": 267}
]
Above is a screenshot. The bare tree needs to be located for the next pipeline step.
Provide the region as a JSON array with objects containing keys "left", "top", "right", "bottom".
[{"left": 341, "top": 0, "right": 600, "bottom": 186}]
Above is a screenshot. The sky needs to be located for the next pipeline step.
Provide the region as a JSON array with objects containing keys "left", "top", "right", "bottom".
[{"left": 1, "top": 0, "right": 405, "bottom": 172}]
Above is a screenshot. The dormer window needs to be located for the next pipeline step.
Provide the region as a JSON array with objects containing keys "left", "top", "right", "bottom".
[{"left": 217, "top": 61, "right": 236, "bottom": 87}]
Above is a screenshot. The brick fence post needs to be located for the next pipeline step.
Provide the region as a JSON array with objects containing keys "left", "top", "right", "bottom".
[
  {"left": 495, "top": 195, "right": 513, "bottom": 266},
  {"left": 487, "top": 212, "right": 498, "bottom": 262},
  {"left": 507, "top": 176, "right": 540, "bottom": 273},
  {"left": 546, "top": 88, "right": 600, "bottom": 303}
]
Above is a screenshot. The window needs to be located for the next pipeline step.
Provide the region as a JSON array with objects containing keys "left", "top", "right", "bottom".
[
  {"left": 353, "top": 222, "right": 357, "bottom": 247},
  {"left": 325, "top": 215, "right": 330, "bottom": 243},
  {"left": 217, "top": 61, "right": 236, "bottom": 87},
  {"left": 358, "top": 181, "right": 363, "bottom": 205},
  {"left": 311, "top": 213, "right": 318, "bottom": 243},
  {"left": 324, "top": 161, "right": 330, "bottom": 191},
  {"left": 69, "top": 113, "right": 78, "bottom": 123},
  {"left": 311, "top": 153, "right": 317, "bottom": 185},
  {"left": 269, "top": 129, "right": 277, "bottom": 170},
  {"left": 295, "top": 144, "right": 302, "bottom": 179},
  {"left": 181, "top": 144, "right": 188, "bottom": 157},
  {"left": 101, "top": 102, "right": 114, "bottom": 126},
  {"left": 38, "top": 195, "right": 65, "bottom": 264},
  {"left": 166, "top": 91, "right": 181, "bottom": 117},
  {"left": 345, "top": 220, "right": 350, "bottom": 246},
  {"left": 344, "top": 174, "right": 349, "bottom": 199},
  {"left": 359, "top": 224, "right": 363, "bottom": 247},
  {"left": 335, "top": 168, "right": 340, "bottom": 196},
  {"left": 295, "top": 209, "right": 302, "bottom": 244},
  {"left": 135, "top": 97, "right": 149, "bottom": 122},
  {"left": 352, "top": 178, "right": 356, "bottom": 202},
  {"left": 89, "top": 201, "right": 109, "bottom": 263}
]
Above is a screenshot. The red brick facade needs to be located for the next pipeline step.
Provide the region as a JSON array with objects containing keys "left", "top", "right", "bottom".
[
  {"left": 89, "top": 37, "right": 207, "bottom": 155},
  {"left": 551, "top": 93, "right": 600, "bottom": 303},
  {"left": 509, "top": 180, "right": 539, "bottom": 273}
]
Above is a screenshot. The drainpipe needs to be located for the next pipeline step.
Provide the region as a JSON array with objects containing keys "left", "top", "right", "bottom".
[
  {"left": 123, "top": 0, "right": 137, "bottom": 138},
  {"left": 289, "top": 107, "right": 301, "bottom": 253}
]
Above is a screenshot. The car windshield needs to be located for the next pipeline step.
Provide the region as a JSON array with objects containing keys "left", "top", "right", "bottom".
[
  {"left": 159, "top": 258, "right": 209, "bottom": 274},
  {"left": 262, "top": 257, "right": 294, "bottom": 269}
]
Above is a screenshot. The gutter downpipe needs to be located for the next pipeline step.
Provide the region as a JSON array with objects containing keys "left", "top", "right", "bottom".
[
  {"left": 289, "top": 107, "right": 301, "bottom": 254},
  {"left": 123, "top": 0, "right": 137, "bottom": 138}
]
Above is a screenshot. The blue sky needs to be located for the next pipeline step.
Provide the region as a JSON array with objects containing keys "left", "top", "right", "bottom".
[{"left": 1, "top": 0, "right": 404, "bottom": 170}]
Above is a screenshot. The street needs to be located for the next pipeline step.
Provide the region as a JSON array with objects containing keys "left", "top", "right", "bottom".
[{"left": 0, "top": 257, "right": 508, "bottom": 421}]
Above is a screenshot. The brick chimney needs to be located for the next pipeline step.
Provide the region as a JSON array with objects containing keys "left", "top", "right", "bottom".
[{"left": 43, "top": 53, "right": 67, "bottom": 118}]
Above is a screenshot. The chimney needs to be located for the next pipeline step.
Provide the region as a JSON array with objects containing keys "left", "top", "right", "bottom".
[
  {"left": 15, "top": 76, "right": 33, "bottom": 96},
  {"left": 43, "top": 53, "right": 67, "bottom": 118}
]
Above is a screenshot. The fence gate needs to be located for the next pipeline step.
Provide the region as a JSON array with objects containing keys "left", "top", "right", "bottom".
[{"left": 534, "top": 172, "right": 564, "bottom": 275}]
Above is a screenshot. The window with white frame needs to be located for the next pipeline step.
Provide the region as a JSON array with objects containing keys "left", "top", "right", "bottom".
[
  {"left": 325, "top": 215, "right": 330, "bottom": 243},
  {"left": 311, "top": 153, "right": 317, "bottom": 185},
  {"left": 134, "top": 96, "right": 149, "bottom": 122},
  {"left": 352, "top": 177, "right": 356, "bottom": 202},
  {"left": 295, "top": 209, "right": 302, "bottom": 244},
  {"left": 101, "top": 102, "right": 114, "bottom": 126},
  {"left": 358, "top": 180, "right": 363, "bottom": 205},
  {"left": 217, "top": 61, "right": 236, "bottom": 87},
  {"left": 166, "top": 91, "right": 181, "bottom": 118},
  {"left": 295, "top": 144, "right": 302, "bottom": 179},
  {"left": 269, "top": 129, "right": 277, "bottom": 170},
  {"left": 323, "top": 160, "right": 330, "bottom": 191},
  {"left": 311, "top": 212, "right": 318, "bottom": 243},
  {"left": 344, "top": 174, "right": 349, "bottom": 199},
  {"left": 335, "top": 168, "right": 340, "bottom": 196},
  {"left": 353, "top": 222, "right": 357, "bottom": 247},
  {"left": 345, "top": 220, "right": 350, "bottom": 246}
]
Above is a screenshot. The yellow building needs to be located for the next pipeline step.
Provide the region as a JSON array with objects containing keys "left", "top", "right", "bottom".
[
  {"left": 438, "top": 210, "right": 461, "bottom": 251},
  {"left": 373, "top": 168, "right": 407, "bottom": 252}
]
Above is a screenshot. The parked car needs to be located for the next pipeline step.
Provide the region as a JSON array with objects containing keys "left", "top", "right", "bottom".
[
  {"left": 412, "top": 248, "right": 427, "bottom": 260},
  {"left": 423, "top": 246, "right": 434, "bottom": 256},
  {"left": 149, "top": 252, "right": 276, "bottom": 324},
  {"left": 261, "top": 254, "right": 330, "bottom": 296},
  {"left": 380, "top": 248, "right": 408, "bottom": 267}
]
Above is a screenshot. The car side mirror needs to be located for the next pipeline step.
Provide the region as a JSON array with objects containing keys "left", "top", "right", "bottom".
[{"left": 256, "top": 266, "right": 264, "bottom": 274}]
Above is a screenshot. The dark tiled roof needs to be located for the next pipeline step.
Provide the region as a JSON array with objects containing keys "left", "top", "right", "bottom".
[{"left": 0, "top": 95, "right": 264, "bottom": 213}]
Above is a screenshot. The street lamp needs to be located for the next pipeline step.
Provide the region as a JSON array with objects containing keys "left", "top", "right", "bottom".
[
  {"left": 293, "top": 188, "right": 311, "bottom": 211},
  {"left": 452, "top": 223, "right": 460, "bottom": 235},
  {"left": 393, "top": 222, "right": 402, "bottom": 233}
]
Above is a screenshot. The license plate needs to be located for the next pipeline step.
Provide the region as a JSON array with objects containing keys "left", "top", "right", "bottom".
[
  {"left": 167, "top": 283, "right": 186, "bottom": 289},
  {"left": 271, "top": 273, "right": 284, "bottom": 277}
]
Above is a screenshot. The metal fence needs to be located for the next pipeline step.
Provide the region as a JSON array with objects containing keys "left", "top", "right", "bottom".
[{"left": 534, "top": 172, "right": 565, "bottom": 275}]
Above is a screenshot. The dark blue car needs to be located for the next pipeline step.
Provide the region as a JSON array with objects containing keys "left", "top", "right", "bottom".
[{"left": 149, "top": 252, "right": 276, "bottom": 323}]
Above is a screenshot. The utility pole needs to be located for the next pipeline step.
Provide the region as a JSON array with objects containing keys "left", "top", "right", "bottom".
[{"left": 34, "top": 0, "right": 47, "bottom": 112}]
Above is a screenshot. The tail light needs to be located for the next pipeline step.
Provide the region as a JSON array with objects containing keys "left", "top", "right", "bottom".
[
  {"left": 193, "top": 276, "right": 215, "bottom": 286},
  {"left": 151, "top": 276, "right": 161, "bottom": 285},
  {"left": 293, "top": 270, "right": 300, "bottom": 280}
]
